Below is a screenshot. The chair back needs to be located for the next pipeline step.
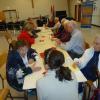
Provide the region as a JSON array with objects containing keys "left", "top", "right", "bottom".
[
  {"left": 0, "top": 52, "right": 7, "bottom": 80},
  {"left": 0, "top": 88, "right": 10, "bottom": 100},
  {"left": 9, "top": 40, "right": 17, "bottom": 51},
  {"left": 4, "top": 32, "right": 12, "bottom": 44},
  {"left": 85, "top": 41, "right": 90, "bottom": 50},
  {"left": 82, "top": 80, "right": 93, "bottom": 100}
]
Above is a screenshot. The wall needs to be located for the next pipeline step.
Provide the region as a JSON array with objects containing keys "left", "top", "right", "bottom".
[
  {"left": 92, "top": 0, "right": 100, "bottom": 26},
  {"left": 69, "top": 0, "right": 77, "bottom": 18},
  {"left": 0, "top": 0, "right": 68, "bottom": 21}
]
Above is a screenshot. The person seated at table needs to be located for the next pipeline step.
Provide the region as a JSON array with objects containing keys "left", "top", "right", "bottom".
[
  {"left": 27, "top": 17, "right": 39, "bottom": 38},
  {"left": 51, "top": 17, "right": 61, "bottom": 33},
  {"left": 54, "top": 18, "right": 66, "bottom": 38},
  {"left": 47, "top": 16, "right": 55, "bottom": 27},
  {"left": 56, "top": 20, "right": 85, "bottom": 59},
  {"left": 6, "top": 40, "right": 39, "bottom": 91},
  {"left": 17, "top": 23, "right": 35, "bottom": 46},
  {"left": 74, "top": 35, "right": 100, "bottom": 93},
  {"left": 27, "top": 17, "right": 37, "bottom": 30},
  {"left": 54, "top": 20, "right": 71, "bottom": 43},
  {"left": 36, "top": 48, "right": 79, "bottom": 100}
]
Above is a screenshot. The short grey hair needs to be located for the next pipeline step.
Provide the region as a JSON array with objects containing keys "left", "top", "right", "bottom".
[{"left": 66, "top": 20, "right": 78, "bottom": 29}]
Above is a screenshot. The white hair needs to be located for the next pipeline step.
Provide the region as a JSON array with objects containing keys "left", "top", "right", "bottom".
[{"left": 66, "top": 20, "right": 78, "bottom": 29}]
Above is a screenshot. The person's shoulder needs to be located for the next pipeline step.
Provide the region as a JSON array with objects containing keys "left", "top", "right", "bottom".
[
  {"left": 8, "top": 50, "right": 19, "bottom": 60},
  {"left": 9, "top": 50, "right": 17, "bottom": 56},
  {"left": 37, "top": 76, "right": 47, "bottom": 87}
]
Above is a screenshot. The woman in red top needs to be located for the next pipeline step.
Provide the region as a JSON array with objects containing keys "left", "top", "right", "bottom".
[{"left": 17, "top": 23, "right": 35, "bottom": 46}]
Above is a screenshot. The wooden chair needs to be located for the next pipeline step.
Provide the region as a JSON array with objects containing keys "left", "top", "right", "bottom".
[
  {"left": 0, "top": 52, "right": 7, "bottom": 88},
  {"left": 4, "top": 32, "right": 17, "bottom": 51},
  {"left": 0, "top": 88, "right": 13, "bottom": 100},
  {"left": 4, "top": 32, "right": 13, "bottom": 44},
  {"left": 85, "top": 41, "right": 90, "bottom": 50},
  {"left": 0, "top": 52, "right": 28, "bottom": 99},
  {"left": 82, "top": 80, "right": 93, "bottom": 100},
  {"left": 0, "top": 52, "right": 13, "bottom": 100}
]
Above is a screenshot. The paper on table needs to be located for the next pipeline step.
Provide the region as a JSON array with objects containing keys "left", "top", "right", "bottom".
[
  {"left": 64, "top": 57, "right": 87, "bottom": 82},
  {"left": 23, "top": 71, "right": 44, "bottom": 90}
]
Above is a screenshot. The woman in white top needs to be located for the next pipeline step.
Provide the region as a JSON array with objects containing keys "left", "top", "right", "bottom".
[
  {"left": 36, "top": 48, "right": 79, "bottom": 100},
  {"left": 51, "top": 17, "right": 61, "bottom": 33}
]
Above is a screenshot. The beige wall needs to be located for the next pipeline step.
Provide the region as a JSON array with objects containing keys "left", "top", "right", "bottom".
[
  {"left": 69, "top": 0, "right": 77, "bottom": 18},
  {"left": 0, "top": 0, "right": 68, "bottom": 21}
]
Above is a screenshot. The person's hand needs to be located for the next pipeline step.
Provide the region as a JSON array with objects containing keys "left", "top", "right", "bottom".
[
  {"left": 50, "top": 35, "right": 56, "bottom": 41},
  {"left": 28, "top": 59, "right": 34, "bottom": 64},
  {"left": 33, "top": 67, "right": 41, "bottom": 72}
]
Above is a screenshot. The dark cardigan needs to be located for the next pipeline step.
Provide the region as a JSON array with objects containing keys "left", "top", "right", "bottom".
[{"left": 6, "top": 48, "right": 37, "bottom": 91}]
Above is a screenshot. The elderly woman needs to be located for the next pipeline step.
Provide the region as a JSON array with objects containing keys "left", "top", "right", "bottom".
[
  {"left": 36, "top": 48, "right": 79, "bottom": 100},
  {"left": 17, "top": 23, "right": 35, "bottom": 46},
  {"left": 54, "top": 19, "right": 71, "bottom": 42},
  {"left": 74, "top": 35, "right": 100, "bottom": 93},
  {"left": 51, "top": 17, "right": 61, "bottom": 33},
  {"left": 27, "top": 17, "right": 37, "bottom": 30},
  {"left": 57, "top": 20, "right": 85, "bottom": 59},
  {"left": 6, "top": 40, "right": 39, "bottom": 91},
  {"left": 47, "top": 16, "right": 55, "bottom": 27}
]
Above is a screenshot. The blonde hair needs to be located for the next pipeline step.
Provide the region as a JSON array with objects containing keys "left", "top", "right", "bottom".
[
  {"left": 54, "top": 17, "right": 59, "bottom": 22},
  {"left": 63, "top": 20, "right": 70, "bottom": 29},
  {"left": 61, "top": 18, "right": 66, "bottom": 24},
  {"left": 23, "top": 23, "right": 33, "bottom": 31}
]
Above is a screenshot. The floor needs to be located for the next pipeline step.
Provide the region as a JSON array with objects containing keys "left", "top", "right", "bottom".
[{"left": 0, "top": 25, "right": 100, "bottom": 100}]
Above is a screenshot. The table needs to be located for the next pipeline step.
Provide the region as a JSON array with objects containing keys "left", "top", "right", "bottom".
[{"left": 23, "top": 27, "right": 87, "bottom": 90}]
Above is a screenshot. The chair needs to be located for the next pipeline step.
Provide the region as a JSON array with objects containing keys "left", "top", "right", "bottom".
[
  {"left": 0, "top": 52, "right": 28, "bottom": 100},
  {"left": 82, "top": 80, "right": 93, "bottom": 100},
  {"left": 14, "top": 22, "right": 21, "bottom": 30},
  {"left": 0, "top": 52, "right": 13, "bottom": 100},
  {"left": 20, "top": 20, "right": 25, "bottom": 29},
  {"left": 37, "top": 20, "right": 43, "bottom": 27},
  {"left": 0, "top": 88, "right": 13, "bottom": 100},
  {"left": 4, "top": 32, "right": 13, "bottom": 45},
  {"left": 85, "top": 41, "right": 90, "bottom": 50},
  {"left": 6, "top": 22, "right": 14, "bottom": 30},
  {"left": 0, "top": 22, "right": 7, "bottom": 31},
  {"left": 4, "top": 33, "right": 17, "bottom": 52}
]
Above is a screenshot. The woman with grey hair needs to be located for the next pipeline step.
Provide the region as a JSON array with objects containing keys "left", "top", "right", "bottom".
[
  {"left": 17, "top": 23, "right": 35, "bottom": 46},
  {"left": 56, "top": 20, "right": 85, "bottom": 59}
]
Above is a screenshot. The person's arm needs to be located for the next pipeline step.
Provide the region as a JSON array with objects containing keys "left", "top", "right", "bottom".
[
  {"left": 60, "top": 34, "right": 76, "bottom": 51},
  {"left": 74, "top": 48, "right": 94, "bottom": 69},
  {"left": 60, "top": 32, "right": 71, "bottom": 42}
]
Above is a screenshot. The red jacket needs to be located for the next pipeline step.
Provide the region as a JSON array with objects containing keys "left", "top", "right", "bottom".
[{"left": 17, "top": 31, "right": 35, "bottom": 45}]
